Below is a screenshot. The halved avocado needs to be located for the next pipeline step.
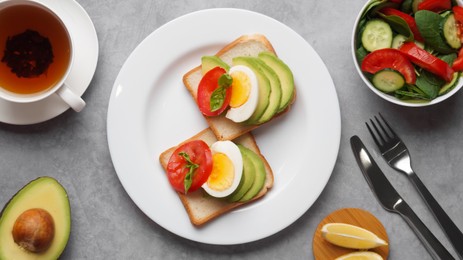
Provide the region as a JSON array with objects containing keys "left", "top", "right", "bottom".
[{"left": 0, "top": 176, "right": 71, "bottom": 259}]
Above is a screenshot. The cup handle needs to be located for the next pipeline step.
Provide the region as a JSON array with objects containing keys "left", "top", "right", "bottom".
[{"left": 56, "top": 84, "right": 86, "bottom": 112}]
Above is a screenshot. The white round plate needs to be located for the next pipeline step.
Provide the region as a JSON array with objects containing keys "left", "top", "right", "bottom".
[
  {"left": 0, "top": 0, "right": 98, "bottom": 125},
  {"left": 107, "top": 8, "right": 341, "bottom": 245}
]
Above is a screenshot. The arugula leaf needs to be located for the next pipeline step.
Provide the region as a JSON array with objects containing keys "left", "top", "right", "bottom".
[
  {"left": 210, "top": 73, "right": 233, "bottom": 112},
  {"left": 179, "top": 152, "right": 199, "bottom": 194}
]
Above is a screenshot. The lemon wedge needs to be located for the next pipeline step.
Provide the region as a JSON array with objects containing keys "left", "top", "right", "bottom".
[
  {"left": 335, "top": 251, "right": 383, "bottom": 260},
  {"left": 321, "top": 223, "right": 388, "bottom": 249}
]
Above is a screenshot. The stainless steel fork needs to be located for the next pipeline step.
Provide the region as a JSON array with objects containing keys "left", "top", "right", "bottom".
[{"left": 366, "top": 113, "right": 463, "bottom": 259}]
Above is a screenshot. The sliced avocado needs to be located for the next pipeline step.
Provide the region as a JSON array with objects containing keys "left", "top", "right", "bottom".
[
  {"left": 0, "top": 177, "right": 71, "bottom": 260},
  {"left": 201, "top": 56, "right": 230, "bottom": 75},
  {"left": 232, "top": 56, "right": 271, "bottom": 125},
  {"left": 227, "top": 145, "right": 256, "bottom": 202},
  {"left": 253, "top": 58, "right": 282, "bottom": 124},
  {"left": 239, "top": 147, "right": 266, "bottom": 202},
  {"left": 258, "top": 52, "right": 295, "bottom": 112}
]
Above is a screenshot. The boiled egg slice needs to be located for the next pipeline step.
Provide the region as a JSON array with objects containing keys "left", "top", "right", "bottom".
[
  {"left": 225, "top": 65, "right": 259, "bottom": 123},
  {"left": 202, "top": 141, "right": 243, "bottom": 198}
]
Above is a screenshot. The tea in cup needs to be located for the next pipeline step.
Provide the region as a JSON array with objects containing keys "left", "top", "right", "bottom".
[{"left": 0, "top": 0, "right": 85, "bottom": 112}]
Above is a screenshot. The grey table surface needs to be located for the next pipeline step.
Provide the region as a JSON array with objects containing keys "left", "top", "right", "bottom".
[{"left": 1, "top": 0, "right": 463, "bottom": 259}]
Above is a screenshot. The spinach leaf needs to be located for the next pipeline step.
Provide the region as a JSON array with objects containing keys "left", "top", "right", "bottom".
[
  {"left": 415, "top": 10, "right": 455, "bottom": 54},
  {"left": 361, "top": 0, "right": 399, "bottom": 19},
  {"left": 439, "top": 53, "right": 457, "bottom": 66},
  {"left": 415, "top": 70, "right": 445, "bottom": 99},
  {"left": 401, "top": 0, "right": 413, "bottom": 13},
  {"left": 378, "top": 13, "right": 414, "bottom": 41},
  {"left": 356, "top": 46, "right": 369, "bottom": 63}
]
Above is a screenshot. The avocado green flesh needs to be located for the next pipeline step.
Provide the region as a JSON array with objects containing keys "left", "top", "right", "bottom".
[
  {"left": 258, "top": 51, "right": 295, "bottom": 112},
  {"left": 232, "top": 56, "right": 271, "bottom": 125},
  {"left": 201, "top": 56, "right": 230, "bottom": 75},
  {"left": 239, "top": 146, "right": 267, "bottom": 202},
  {"left": 0, "top": 177, "right": 71, "bottom": 260},
  {"left": 227, "top": 145, "right": 256, "bottom": 202},
  {"left": 253, "top": 58, "right": 282, "bottom": 124}
]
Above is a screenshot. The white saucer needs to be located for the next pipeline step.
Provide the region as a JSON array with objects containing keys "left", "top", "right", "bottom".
[{"left": 0, "top": 0, "right": 98, "bottom": 125}]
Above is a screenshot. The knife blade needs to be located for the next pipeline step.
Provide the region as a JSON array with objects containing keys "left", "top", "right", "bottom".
[{"left": 350, "top": 135, "right": 455, "bottom": 260}]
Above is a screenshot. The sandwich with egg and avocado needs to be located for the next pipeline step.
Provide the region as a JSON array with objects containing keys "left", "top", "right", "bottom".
[
  {"left": 159, "top": 128, "right": 273, "bottom": 226},
  {"left": 183, "top": 34, "right": 296, "bottom": 141}
]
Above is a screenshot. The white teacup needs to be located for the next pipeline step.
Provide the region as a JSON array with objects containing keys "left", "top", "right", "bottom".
[{"left": 0, "top": 0, "right": 85, "bottom": 112}]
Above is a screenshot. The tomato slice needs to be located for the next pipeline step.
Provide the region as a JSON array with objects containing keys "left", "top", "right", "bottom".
[
  {"left": 454, "top": 6, "right": 463, "bottom": 23},
  {"left": 197, "top": 66, "right": 232, "bottom": 116},
  {"left": 361, "top": 48, "right": 417, "bottom": 84},
  {"left": 379, "top": 7, "right": 424, "bottom": 42},
  {"left": 399, "top": 42, "right": 454, "bottom": 82},
  {"left": 417, "top": 0, "right": 451, "bottom": 13},
  {"left": 167, "top": 140, "right": 212, "bottom": 194},
  {"left": 452, "top": 48, "right": 463, "bottom": 71}
]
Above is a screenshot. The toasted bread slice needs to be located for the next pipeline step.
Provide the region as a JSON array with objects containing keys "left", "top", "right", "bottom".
[
  {"left": 183, "top": 34, "right": 296, "bottom": 141},
  {"left": 159, "top": 128, "right": 274, "bottom": 226}
]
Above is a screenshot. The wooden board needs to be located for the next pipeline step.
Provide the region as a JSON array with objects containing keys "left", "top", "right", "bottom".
[{"left": 312, "top": 208, "right": 389, "bottom": 259}]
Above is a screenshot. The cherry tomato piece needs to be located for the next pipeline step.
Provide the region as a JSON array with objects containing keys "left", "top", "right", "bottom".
[
  {"left": 418, "top": 0, "right": 451, "bottom": 13},
  {"left": 361, "top": 48, "right": 417, "bottom": 84},
  {"left": 452, "top": 48, "right": 463, "bottom": 71},
  {"left": 453, "top": 6, "right": 463, "bottom": 23},
  {"left": 379, "top": 7, "right": 424, "bottom": 42},
  {"left": 197, "top": 67, "right": 232, "bottom": 117},
  {"left": 399, "top": 42, "right": 454, "bottom": 82},
  {"left": 167, "top": 140, "right": 212, "bottom": 194}
]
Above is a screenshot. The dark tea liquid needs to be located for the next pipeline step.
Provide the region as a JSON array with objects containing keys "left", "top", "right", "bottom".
[{"left": 0, "top": 4, "right": 71, "bottom": 94}]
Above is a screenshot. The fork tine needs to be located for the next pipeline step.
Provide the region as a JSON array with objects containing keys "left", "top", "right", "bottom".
[
  {"left": 374, "top": 115, "right": 392, "bottom": 140},
  {"left": 378, "top": 113, "right": 398, "bottom": 139},
  {"left": 370, "top": 117, "right": 388, "bottom": 144},
  {"left": 366, "top": 121, "right": 382, "bottom": 148}
]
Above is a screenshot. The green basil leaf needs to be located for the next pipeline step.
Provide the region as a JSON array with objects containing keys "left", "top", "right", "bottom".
[
  {"left": 210, "top": 73, "right": 233, "bottom": 112},
  {"left": 179, "top": 152, "right": 199, "bottom": 194},
  {"left": 218, "top": 73, "right": 233, "bottom": 88}
]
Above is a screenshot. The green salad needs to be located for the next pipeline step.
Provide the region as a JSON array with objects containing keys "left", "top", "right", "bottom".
[{"left": 355, "top": 0, "right": 463, "bottom": 101}]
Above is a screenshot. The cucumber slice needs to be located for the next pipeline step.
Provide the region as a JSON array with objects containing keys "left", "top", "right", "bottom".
[
  {"left": 392, "top": 34, "right": 425, "bottom": 49},
  {"left": 372, "top": 69, "right": 405, "bottom": 93},
  {"left": 392, "top": 34, "right": 407, "bottom": 49},
  {"left": 361, "top": 19, "right": 393, "bottom": 52},
  {"left": 439, "top": 72, "right": 461, "bottom": 95},
  {"left": 443, "top": 14, "right": 461, "bottom": 49}
]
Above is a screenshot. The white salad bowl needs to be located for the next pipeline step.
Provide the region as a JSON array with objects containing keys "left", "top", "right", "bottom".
[{"left": 352, "top": 0, "right": 463, "bottom": 107}]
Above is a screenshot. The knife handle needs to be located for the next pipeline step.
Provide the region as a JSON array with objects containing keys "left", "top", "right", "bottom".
[
  {"left": 395, "top": 199, "right": 455, "bottom": 260},
  {"left": 408, "top": 172, "right": 463, "bottom": 259}
]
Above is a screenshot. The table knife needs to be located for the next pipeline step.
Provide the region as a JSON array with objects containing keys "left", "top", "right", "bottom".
[{"left": 350, "top": 135, "right": 454, "bottom": 260}]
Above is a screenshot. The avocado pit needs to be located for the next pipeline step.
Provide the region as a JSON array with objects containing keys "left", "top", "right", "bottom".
[{"left": 12, "top": 208, "right": 55, "bottom": 253}]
